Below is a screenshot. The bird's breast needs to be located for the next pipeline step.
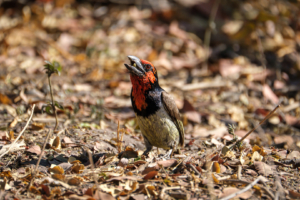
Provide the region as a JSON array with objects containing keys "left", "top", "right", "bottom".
[{"left": 136, "top": 107, "right": 180, "bottom": 149}]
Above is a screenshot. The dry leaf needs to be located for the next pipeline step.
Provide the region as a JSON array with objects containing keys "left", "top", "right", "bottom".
[
  {"left": 30, "top": 122, "right": 45, "bottom": 130},
  {"left": 8, "top": 131, "right": 14, "bottom": 140},
  {"left": 9, "top": 117, "right": 18, "bottom": 129},
  {"left": 26, "top": 145, "right": 42, "bottom": 155},
  {"left": 287, "top": 151, "right": 300, "bottom": 159},
  {"left": 0, "top": 93, "right": 12, "bottom": 105},
  {"left": 40, "top": 184, "right": 51, "bottom": 196},
  {"left": 219, "top": 59, "right": 241, "bottom": 78},
  {"left": 29, "top": 186, "right": 40, "bottom": 194},
  {"left": 262, "top": 84, "right": 279, "bottom": 104},
  {"left": 289, "top": 190, "right": 300, "bottom": 199},
  {"left": 212, "top": 162, "right": 221, "bottom": 173},
  {"left": 143, "top": 171, "right": 158, "bottom": 180},
  {"left": 51, "top": 187, "right": 62, "bottom": 197},
  {"left": 49, "top": 166, "right": 64, "bottom": 174},
  {"left": 94, "top": 190, "right": 115, "bottom": 200},
  {"left": 71, "top": 163, "right": 84, "bottom": 174},
  {"left": 254, "top": 161, "right": 276, "bottom": 176},
  {"left": 52, "top": 136, "right": 61, "bottom": 149},
  {"left": 251, "top": 151, "right": 263, "bottom": 162},
  {"left": 52, "top": 174, "right": 65, "bottom": 181},
  {"left": 212, "top": 174, "right": 219, "bottom": 184},
  {"left": 68, "top": 177, "right": 81, "bottom": 186}
]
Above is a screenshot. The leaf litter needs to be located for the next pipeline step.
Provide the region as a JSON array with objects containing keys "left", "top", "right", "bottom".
[{"left": 0, "top": 0, "right": 300, "bottom": 199}]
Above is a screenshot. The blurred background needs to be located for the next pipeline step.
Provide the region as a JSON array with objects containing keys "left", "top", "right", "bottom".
[{"left": 0, "top": 0, "right": 300, "bottom": 149}]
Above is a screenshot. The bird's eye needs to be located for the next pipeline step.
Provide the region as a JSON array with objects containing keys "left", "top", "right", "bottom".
[{"left": 145, "top": 64, "right": 151, "bottom": 70}]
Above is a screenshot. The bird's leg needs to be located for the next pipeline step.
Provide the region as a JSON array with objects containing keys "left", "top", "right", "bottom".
[
  {"left": 174, "top": 147, "right": 182, "bottom": 155},
  {"left": 142, "top": 136, "right": 153, "bottom": 156},
  {"left": 163, "top": 149, "right": 173, "bottom": 159},
  {"left": 161, "top": 142, "right": 176, "bottom": 159}
]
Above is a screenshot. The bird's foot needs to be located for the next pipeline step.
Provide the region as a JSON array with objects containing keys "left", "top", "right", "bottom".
[{"left": 156, "top": 149, "right": 173, "bottom": 160}]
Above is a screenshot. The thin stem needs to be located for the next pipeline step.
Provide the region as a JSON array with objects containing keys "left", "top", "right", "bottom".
[
  {"left": 202, "top": 0, "right": 221, "bottom": 72},
  {"left": 87, "top": 149, "right": 100, "bottom": 194},
  {"left": 48, "top": 75, "right": 58, "bottom": 131},
  {"left": 237, "top": 104, "right": 280, "bottom": 144},
  {"left": 28, "top": 129, "right": 52, "bottom": 192}
]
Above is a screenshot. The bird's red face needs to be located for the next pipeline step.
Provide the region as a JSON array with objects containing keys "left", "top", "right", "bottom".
[{"left": 124, "top": 56, "right": 158, "bottom": 111}]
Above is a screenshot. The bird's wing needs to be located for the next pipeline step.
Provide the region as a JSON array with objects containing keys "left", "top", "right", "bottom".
[{"left": 161, "top": 91, "right": 184, "bottom": 147}]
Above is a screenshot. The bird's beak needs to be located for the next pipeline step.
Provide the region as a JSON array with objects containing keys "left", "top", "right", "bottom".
[{"left": 124, "top": 55, "right": 146, "bottom": 77}]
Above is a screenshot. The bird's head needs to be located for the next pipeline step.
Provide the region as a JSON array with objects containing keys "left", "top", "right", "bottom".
[
  {"left": 124, "top": 55, "right": 158, "bottom": 89},
  {"left": 125, "top": 55, "right": 160, "bottom": 111}
]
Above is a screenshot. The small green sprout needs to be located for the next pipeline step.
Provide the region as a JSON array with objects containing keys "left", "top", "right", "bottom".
[{"left": 42, "top": 60, "right": 63, "bottom": 132}]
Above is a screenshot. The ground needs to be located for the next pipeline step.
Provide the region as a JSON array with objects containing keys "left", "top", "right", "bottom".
[{"left": 0, "top": 0, "right": 300, "bottom": 199}]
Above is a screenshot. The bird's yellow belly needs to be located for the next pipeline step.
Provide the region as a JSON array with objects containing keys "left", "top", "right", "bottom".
[{"left": 136, "top": 107, "right": 179, "bottom": 149}]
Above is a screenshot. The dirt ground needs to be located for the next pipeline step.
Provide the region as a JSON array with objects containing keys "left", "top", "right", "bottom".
[{"left": 1, "top": 0, "right": 300, "bottom": 199}]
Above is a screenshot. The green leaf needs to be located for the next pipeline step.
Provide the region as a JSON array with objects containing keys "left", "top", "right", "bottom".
[
  {"left": 45, "top": 105, "right": 53, "bottom": 115},
  {"left": 54, "top": 101, "right": 64, "bottom": 110},
  {"left": 42, "top": 104, "right": 53, "bottom": 115},
  {"left": 43, "top": 60, "right": 62, "bottom": 76}
]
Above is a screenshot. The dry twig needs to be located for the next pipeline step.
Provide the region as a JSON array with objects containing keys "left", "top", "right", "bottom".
[
  {"left": 116, "top": 121, "right": 124, "bottom": 153},
  {"left": 235, "top": 104, "right": 280, "bottom": 146},
  {"left": 0, "top": 104, "right": 35, "bottom": 159},
  {"left": 160, "top": 186, "right": 181, "bottom": 199},
  {"left": 222, "top": 178, "right": 275, "bottom": 199},
  {"left": 206, "top": 162, "right": 216, "bottom": 200},
  {"left": 87, "top": 149, "right": 100, "bottom": 194},
  {"left": 274, "top": 175, "right": 285, "bottom": 200},
  {"left": 202, "top": 0, "right": 221, "bottom": 71},
  {"left": 237, "top": 165, "right": 242, "bottom": 180},
  {"left": 187, "top": 163, "right": 201, "bottom": 176},
  {"left": 28, "top": 129, "right": 52, "bottom": 192}
]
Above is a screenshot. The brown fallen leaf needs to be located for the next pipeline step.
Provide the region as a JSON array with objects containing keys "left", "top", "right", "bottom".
[
  {"left": 254, "top": 161, "right": 276, "bottom": 176},
  {"left": 29, "top": 186, "right": 40, "bottom": 194},
  {"left": 0, "top": 171, "right": 12, "bottom": 179},
  {"left": 287, "top": 151, "right": 300, "bottom": 159},
  {"left": 41, "top": 184, "right": 51, "bottom": 196},
  {"left": 84, "top": 187, "right": 94, "bottom": 197},
  {"left": 67, "top": 177, "right": 81, "bottom": 186},
  {"left": 274, "top": 135, "right": 294, "bottom": 147},
  {"left": 71, "top": 163, "right": 84, "bottom": 174},
  {"left": 285, "top": 114, "right": 300, "bottom": 128},
  {"left": 0, "top": 131, "right": 8, "bottom": 141},
  {"left": 52, "top": 136, "right": 61, "bottom": 149},
  {"left": 30, "top": 122, "right": 45, "bottom": 130},
  {"left": 212, "top": 162, "right": 221, "bottom": 173},
  {"left": 219, "top": 59, "right": 241, "bottom": 78},
  {"left": 49, "top": 166, "right": 64, "bottom": 174},
  {"left": 143, "top": 171, "right": 158, "bottom": 180},
  {"left": 9, "top": 117, "right": 18, "bottom": 129},
  {"left": 26, "top": 145, "right": 42, "bottom": 155},
  {"left": 262, "top": 84, "right": 279, "bottom": 104},
  {"left": 51, "top": 187, "right": 62, "bottom": 197},
  {"left": 119, "top": 146, "right": 139, "bottom": 159},
  {"left": 142, "top": 159, "right": 177, "bottom": 175},
  {"left": 8, "top": 131, "right": 14, "bottom": 141},
  {"left": 52, "top": 174, "right": 65, "bottom": 181},
  {"left": 184, "top": 111, "right": 201, "bottom": 124},
  {"left": 0, "top": 93, "right": 12, "bottom": 105},
  {"left": 94, "top": 190, "right": 115, "bottom": 200},
  {"left": 289, "top": 190, "right": 300, "bottom": 199},
  {"left": 169, "top": 21, "right": 187, "bottom": 40}
]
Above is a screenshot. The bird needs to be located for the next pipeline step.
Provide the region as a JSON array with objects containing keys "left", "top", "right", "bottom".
[{"left": 124, "top": 55, "right": 184, "bottom": 157}]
